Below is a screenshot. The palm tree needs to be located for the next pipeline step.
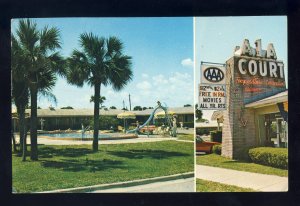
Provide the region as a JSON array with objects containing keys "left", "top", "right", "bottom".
[
  {"left": 12, "top": 19, "right": 65, "bottom": 160},
  {"left": 12, "top": 32, "right": 30, "bottom": 161},
  {"left": 11, "top": 79, "right": 29, "bottom": 160},
  {"left": 67, "top": 33, "right": 133, "bottom": 151},
  {"left": 90, "top": 95, "right": 106, "bottom": 108}
]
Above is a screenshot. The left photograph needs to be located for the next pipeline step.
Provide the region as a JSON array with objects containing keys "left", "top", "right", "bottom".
[{"left": 11, "top": 17, "right": 195, "bottom": 193}]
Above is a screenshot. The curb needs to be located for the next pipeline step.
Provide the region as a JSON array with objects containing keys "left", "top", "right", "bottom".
[
  {"left": 175, "top": 140, "right": 194, "bottom": 143},
  {"left": 36, "top": 172, "right": 194, "bottom": 193}
]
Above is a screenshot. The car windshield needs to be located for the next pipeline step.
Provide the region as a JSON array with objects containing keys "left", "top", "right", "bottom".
[{"left": 196, "top": 135, "right": 204, "bottom": 143}]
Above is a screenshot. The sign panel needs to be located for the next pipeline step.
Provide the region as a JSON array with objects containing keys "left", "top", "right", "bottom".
[
  {"left": 198, "top": 84, "right": 226, "bottom": 110},
  {"left": 201, "top": 65, "right": 226, "bottom": 84},
  {"left": 234, "top": 56, "right": 286, "bottom": 104}
]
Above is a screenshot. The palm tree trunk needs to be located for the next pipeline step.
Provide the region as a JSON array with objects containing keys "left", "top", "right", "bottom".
[
  {"left": 18, "top": 107, "right": 26, "bottom": 161},
  {"left": 12, "top": 132, "right": 17, "bottom": 153},
  {"left": 93, "top": 82, "right": 101, "bottom": 152},
  {"left": 30, "top": 82, "right": 38, "bottom": 160}
]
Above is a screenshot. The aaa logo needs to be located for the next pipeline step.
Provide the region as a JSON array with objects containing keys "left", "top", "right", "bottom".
[{"left": 203, "top": 67, "right": 224, "bottom": 83}]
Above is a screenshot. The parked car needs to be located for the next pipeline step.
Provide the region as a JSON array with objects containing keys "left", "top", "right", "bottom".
[{"left": 196, "top": 135, "right": 220, "bottom": 154}]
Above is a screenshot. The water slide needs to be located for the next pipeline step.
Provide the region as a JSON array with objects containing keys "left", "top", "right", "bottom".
[{"left": 126, "top": 101, "right": 173, "bottom": 134}]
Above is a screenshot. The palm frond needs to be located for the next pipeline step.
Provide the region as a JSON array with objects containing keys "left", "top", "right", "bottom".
[
  {"left": 66, "top": 50, "right": 90, "bottom": 87},
  {"left": 106, "top": 36, "right": 123, "bottom": 57},
  {"left": 16, "top": 19, "right": 39, "bottom": 55},
  {"left": 47, "top": 52, "right": 66, "bottom": 77},
  {"left": 108, "top": 55, "right": 133, "bottom": 91},
  {"left": 40, "top": 26, "right": 61, "bottom": 53},
  {"left": 38, "top": 90, "right": 57, "bottom": 106},
  {"left": 37, "top": 67, "right": 57, "bottom": 92}
]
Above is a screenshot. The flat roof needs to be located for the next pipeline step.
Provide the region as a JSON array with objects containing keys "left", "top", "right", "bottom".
[
  {"left": 245, "top": 90, "right": 288, "bottom": 109},
  {"left": 23, "top": 106, "right": 194, "bottom": 117},
  {"left": 195, "top": 122, "right": 222, "bottom": 128}
]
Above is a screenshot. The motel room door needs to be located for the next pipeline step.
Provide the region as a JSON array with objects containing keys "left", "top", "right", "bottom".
[{"left": 276, "top": 118, "right": 288, "bottom": 148}]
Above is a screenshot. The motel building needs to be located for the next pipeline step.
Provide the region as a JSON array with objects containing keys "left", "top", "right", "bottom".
[
  {"left": 12, "top": 106, "right": 194, "bottom": 132},
  {"left": 200, "top": 39, "right": 288, "bottom": 160}
]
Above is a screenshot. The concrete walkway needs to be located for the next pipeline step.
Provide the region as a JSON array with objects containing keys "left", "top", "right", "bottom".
[
  {"left": 91, "top": 177, "right": 194, "bottom": 193},
  {"left": 196, "top": 165, "right": 288, "bottom": 192}
]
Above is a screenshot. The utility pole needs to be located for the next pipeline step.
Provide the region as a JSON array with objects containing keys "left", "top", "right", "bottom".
[
  {"left": 129, "top": 94, "right": 132, "bottom": 111},
  {"left": 123, "top": 100, "right": 125, "bottom": 110}
]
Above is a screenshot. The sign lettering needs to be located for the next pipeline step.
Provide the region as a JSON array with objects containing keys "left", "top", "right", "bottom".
[
  {"left": 237, "top": 58, "right": 284, "bottom": 79},
  {"left": 198, "top": 84, "right": 226, "bottom": 110}
]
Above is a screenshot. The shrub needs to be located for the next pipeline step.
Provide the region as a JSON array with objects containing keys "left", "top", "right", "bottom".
[
  {"left": 183, "top": 122, "right": 194, "bottom": 128},
  {"left": 212, "top": 144, "right": 222, "bottom": 155},
  {"left": 210, "top": 130, "right": 222, "bottom": 143},
  {"left": 89, "top": 116, "right": 119, "bottom": 130},
  {"left": 248, "top": 147, "right": 288, "bottom": 169}
]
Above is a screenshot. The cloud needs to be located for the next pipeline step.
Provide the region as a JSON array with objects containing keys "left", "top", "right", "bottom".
[
  {"left": 131, "top": 72, "right": 193, "bottom": 107},
  {"left": 152, "top": 74, "right": 168, "bottom": 86},
  {"left": 181, "top": 58, "right": 194, "bottom": 68},
  {"left": 136, "top": 81, "right": 152, "bottom": 90},
  {"left": 142, "top": 73, "right": 149, "bottom": 78}
]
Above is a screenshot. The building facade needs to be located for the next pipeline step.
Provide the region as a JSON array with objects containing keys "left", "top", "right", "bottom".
[{"left": 221, "top": 39, "right": 288, "bottom": 159}]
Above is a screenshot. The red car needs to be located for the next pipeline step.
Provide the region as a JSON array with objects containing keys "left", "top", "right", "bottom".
[{"left": 196, "top": 135, "right": 221, "bottom": 154}]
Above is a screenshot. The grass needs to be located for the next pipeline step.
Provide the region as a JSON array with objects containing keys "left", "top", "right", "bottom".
[
  {"left": 12, "top": 140, "right": 193, "bottom": 193},
  {"left": 176, "top": 133, "right": 194, "bottom": 141},
  {"left": 196, "top": 154, "right": 288, "bottom": 177},
  {"left": 196, "top": 179, "right": 256, "bottom": 192}
]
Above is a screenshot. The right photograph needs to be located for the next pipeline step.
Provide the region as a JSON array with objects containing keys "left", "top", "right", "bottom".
[{"left": 195, "top": 16, "right": 288, "bottom": 192}]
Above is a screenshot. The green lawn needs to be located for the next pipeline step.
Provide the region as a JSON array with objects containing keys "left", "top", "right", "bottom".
[
  {"left": 196, "top": 179, "right": 256, "bottom": 192},
  {"left": 13, "top": 140, "right": 193, "bottom": 193},
  {"left": 176, "top": 133, "right": 194, "bottom": 141},
  {"left": 197, "top": 154, "right": 288, "bottom": 177}
]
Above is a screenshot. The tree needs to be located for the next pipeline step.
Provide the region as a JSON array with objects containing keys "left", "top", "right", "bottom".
[
  {"left": 11, "top": 79, "right": 29, "bottom": 160},
  {"left": 90, "top": 95, "right": 106, "bottom": 108},
  {"left": 110, "top": 106, "right": 117, "bottom": 109},
  {"left": 142, "top": 107, "right": 148, "bottom": 110},
  {"left": 184, "top": 104, "right": 192, "bottom": 107},
  {"left": 12, "top": 19, "right": 65, "bottom": 160},
  {"left": 195, "top": 104, "right": 203, "bottom": 120},
  {"left": 61, "top": 106, "right": 74, "bottom": 109},
  {"left": 67, "top": 33, "right": 133, "bottom": 151},
  {"left": 133, "top": 106, "right": 142, "bottom": 111}
]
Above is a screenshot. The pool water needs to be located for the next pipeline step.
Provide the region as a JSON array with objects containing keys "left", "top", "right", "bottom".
[{"left": 38, "top": 133, "right": 112, "bottom": 139}]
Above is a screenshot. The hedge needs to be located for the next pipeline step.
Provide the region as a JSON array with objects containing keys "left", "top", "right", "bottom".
[
  {"left": 248, "top": 147, "right": 288, "bottom": 169},
  {"left": 212, "top": 144, "right": 222, "bottom": 155},
  {"left": 210, "top": 130, "right": 222, "bottom": 143},
  {"left": 183, "top": 122, "right": 194, "bottom": 128}
]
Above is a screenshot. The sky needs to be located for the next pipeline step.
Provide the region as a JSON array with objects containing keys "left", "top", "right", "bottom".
[
  {"left": 194, "top": 16, "right": 287, "bottom": 121},
  {"left": 11, "top": 17, "right": 194, "bottom": 109}
]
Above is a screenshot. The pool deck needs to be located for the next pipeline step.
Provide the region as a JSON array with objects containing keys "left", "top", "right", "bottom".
[{"left": 13, "top": 128, "right": 193, "bottom": 146}]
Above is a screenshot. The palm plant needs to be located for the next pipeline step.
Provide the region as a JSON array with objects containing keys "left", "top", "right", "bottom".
[
  {"left": 90, "top": 95, "right": 106, "bottom": 108},
  {"left": 67, "top": 33, "right": 133, "bottom": 151},
  {"left": 12, "top": 19, "right": 65, "bottom": 160}
]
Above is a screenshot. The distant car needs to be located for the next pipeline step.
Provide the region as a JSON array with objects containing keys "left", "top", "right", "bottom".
[{"left": 196, "top": 135, "right": 220, "bottom": 154}]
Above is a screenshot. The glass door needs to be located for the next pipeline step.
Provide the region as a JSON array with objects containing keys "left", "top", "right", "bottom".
[{"left": 276, "top": 118, "right": 288, "bottom": 148}]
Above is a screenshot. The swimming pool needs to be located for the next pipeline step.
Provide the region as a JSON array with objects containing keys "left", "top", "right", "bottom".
[{"left": 38, "top": 132, "right": 138, "bottom": 141}]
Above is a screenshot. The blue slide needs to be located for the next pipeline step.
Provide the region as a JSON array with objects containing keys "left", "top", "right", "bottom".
[{"left": 126, "top": 101, "right": 172, "bottom": 134}]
